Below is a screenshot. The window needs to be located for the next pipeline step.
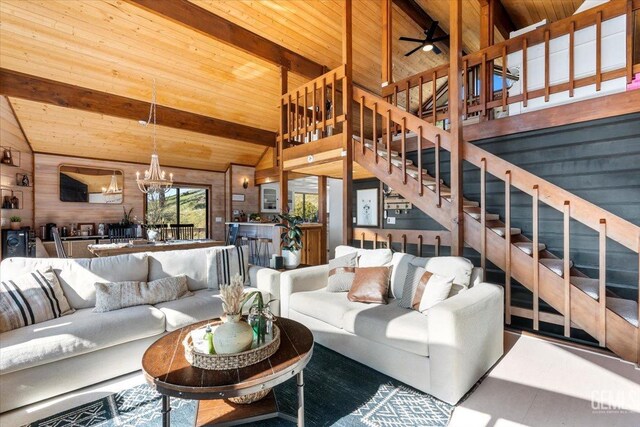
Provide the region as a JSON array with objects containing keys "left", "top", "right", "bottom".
[
  {"left": 292, "top": 193, "right": 318, "bottom": 222},
  {"left": 146, "top": 186, "right": 209, "bottom": 238}
]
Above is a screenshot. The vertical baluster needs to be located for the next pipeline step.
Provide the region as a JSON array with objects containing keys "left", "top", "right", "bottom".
[
  {"left": 387, "top": 233, "right": 392, "bottom": 249},
  {"left": 332, "top": 73, "right": 337, "bottom": 129},
  {"left": 435, "top": 134, "right": 441, "bottom": 208},
  {"left": 394, "top": 85, "right": 398, "bottom": 109},
  {"left": 544, "top": 30, "right": 550, "bottom": 102},
  {"left": 569, "top": 22, "right": 575, "bottom": 98},
  {"left": 303, "top": 86, "right": 308, "bottom": 140},
  {"left": 402, "top": 234, "right": 407, "bottom": 253},
  {"left": 418, "top": 235, "right": 423, "bottom": 257},
  {"left": 374, "top": 232, "right": 378, "bottom": 249},
  {"left": 405, "top": 81, "right": 410, "bottom": 113},
  {"left": 401, "top": 118, "right": 407, "bottom": 184},
  {"left": 522, "top": 38, "right": 528, "bottom": 107},
  {"left": 360, "top": 96, "right": 365, "bottom": 154},
  {"left": 373, "top": 103, "right": 378, "bottom": 164},
  {"left": 463, "top": 59, "right": 468, "bottom": 118},
  {"left": 501, "top": 46, "right": 507, "bottom": 111},
  {"left": 481, "top": 53, "right": 487, "bottom": 116},
  {"left": 533, "top": 185, "right": 540, "bottom": 331},
  {"left": 480, "top": 158, "right": 487, "bottom": 281},
  {"left": 596, "top": 11, "right": 602, "bottom": 91},
  {"left": 321, "top": 78, "right": 327, "bottom": 135},
  {"left": 435, "top": 236, "right": 441, "bottom": 257},
  {"left": 432, "top": 72, "right": 437, "bottom": 124},
  {"left": 505, "top": 170, "right": 512, "bottom": 324},
  {"left": 564, "top": 201, "right": 571, "bottom": 337},
  {"left": 386, "top": 110, "right": 392, "bottom": 175},
  {"left": 418, "top": 76, "right": 423, "bottom": 118},
  {"left": 418, "top": 126, "right": 423, "bottom": 196},
  {"left": 295, "top": 90, "right": 300, "bottom": 141},
  {"left": 287, "top": 94, "right": 292, "bottom": 146},
  {"left": 598, "top": 219, "right": 606, "bottom": 346},
  {"left": 312, "top": 83, "right": 317, "bottom": 135},
  {"left": 627, "top": 1, "right": 634, "bottom": 84},
  {"left": 361, "top": 232, "right": 365, "bottom": 249}
]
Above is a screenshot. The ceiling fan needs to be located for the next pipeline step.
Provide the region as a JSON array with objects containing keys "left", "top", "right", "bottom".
[{"left": 400, "top": 21, "right": 448, "bottom": 56}]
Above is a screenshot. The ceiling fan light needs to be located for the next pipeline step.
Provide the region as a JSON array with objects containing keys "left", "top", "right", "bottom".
[{"left": 422, "top": 43, "right": 434, "bottom": 52}]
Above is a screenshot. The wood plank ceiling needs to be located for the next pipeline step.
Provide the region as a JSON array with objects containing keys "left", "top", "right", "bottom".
[
  {"left": 501, "top": 0, "right": 582, "bottom": 30},
  {"left": 0, "top": 0, "right": 577, "bottom": 172}
]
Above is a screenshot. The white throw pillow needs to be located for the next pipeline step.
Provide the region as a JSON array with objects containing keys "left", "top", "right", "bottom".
[
  {"left": 206, "top": 245, "right": 250, "bottom": 288},
  {"left": 418, "top": 273, "right": 455, "bottom": 312},
  {"left": 398, "top": 264, "right": 454, "bottom": 312},
  {"left": 94, "top": 275, "right": 192, "bottom": 313}
]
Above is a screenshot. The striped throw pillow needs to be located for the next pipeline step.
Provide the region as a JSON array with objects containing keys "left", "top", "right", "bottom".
[
  {"left": 0, "top": 268, "right": 74, "bottom": 332},
  {"left": 206, "top": 245, "right": 250, "bottom": 288}
]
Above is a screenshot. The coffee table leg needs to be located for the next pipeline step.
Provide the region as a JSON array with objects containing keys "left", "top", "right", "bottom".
[
  {"left": 162, "top": 395, "right": 171, "bottom": 427},
  {"left": 297, "top": 371, "right": 304, "bottom": 427}
]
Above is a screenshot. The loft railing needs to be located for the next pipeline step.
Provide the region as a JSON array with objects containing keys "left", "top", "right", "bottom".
[
  {"left": 382, "top": 0, "right": 638, "bottom": 125},
  {"left": 353, "top": 227, "right": 450, "bottom": 257}
]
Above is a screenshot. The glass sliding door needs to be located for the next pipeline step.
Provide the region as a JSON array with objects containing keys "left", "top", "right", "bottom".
[{"left": 146, "top": 186, "right": 209, "bottom": 239}]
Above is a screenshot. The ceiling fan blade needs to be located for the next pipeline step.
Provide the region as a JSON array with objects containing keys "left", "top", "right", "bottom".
[
  {"left": 399, "top": 36, "right": 426, "bottom": 43},
  {"left": 432, "top": 45, "right": 442, "bottom": 55},
  {"left": 430, "top": 35, "right": 449, "bottom": 43},
  {"left": 425, "top": 21, "right": 438, "bottom": 40},
  {"left": 405, "top": 45, "right": 424, "bottom": 57}
]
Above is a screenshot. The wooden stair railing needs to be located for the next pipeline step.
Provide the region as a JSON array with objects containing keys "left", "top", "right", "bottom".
[
  {"left": 351, "top": 86, "right": 640, "bottom": 364},
  {"left": 382, "top": 0, "right": 638, "bottom": 125}
]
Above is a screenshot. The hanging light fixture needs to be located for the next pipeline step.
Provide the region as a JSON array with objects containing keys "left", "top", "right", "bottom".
[
  {"left": 136, "top": 79, "right": 174, "bottom": 194},
  {"left": 102, "top": 171, "right": 122, "bottom": 203}
]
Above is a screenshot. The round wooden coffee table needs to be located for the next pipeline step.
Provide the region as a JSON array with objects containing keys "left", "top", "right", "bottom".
[{"left": 142, "top": 317, "right": 314, "bottom": 427}]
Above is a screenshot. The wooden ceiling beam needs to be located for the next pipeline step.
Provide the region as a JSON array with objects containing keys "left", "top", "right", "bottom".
[
  {"left": 126, "top": 0, "right": 324, "bottom": 79},
  {"left": 392, "top": 0, "right": 451, "bottom": 56},
  {"left": 479, "top": 0, "right": 516, "bottom": 41},
  {"left": 0, "top": 68, "right": 276, "bottom": 147}
]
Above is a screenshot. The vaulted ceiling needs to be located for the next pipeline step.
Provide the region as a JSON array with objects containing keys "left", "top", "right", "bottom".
[{"left": 0, "top": 0, "right": 583, "bottom": 172}]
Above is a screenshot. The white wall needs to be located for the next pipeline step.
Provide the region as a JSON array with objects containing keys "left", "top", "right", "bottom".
[{"left": 327, "top": 178, "right": 343, "bottom": 259}]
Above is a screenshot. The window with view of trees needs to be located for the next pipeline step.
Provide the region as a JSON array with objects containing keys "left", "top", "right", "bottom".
[
  {"left": 292, "top": 193, "right": 318, "bottom": 222},
  {"left": 145, "top": 186, "right": 208, "bottom": 239}
]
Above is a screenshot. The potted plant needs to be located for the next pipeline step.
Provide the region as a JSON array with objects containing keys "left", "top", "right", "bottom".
[
  {"left": 9, "top": 215, "right": 21, "bottom": 230},
  {"left": 275, "top": 212, "right": 304, "bottom": 269},
  {"left": 213, "top": 274, "right": 255, "bottom": 354},
  {"left": 121, "top": 206, "right": 134, "bottom": 226}
]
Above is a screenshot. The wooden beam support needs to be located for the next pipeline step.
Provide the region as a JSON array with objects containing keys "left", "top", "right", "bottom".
[
  {"left": 480, "top": 0, "right": 495, "bottom": 49},
  {"left": 382, "top": 0, "right": 393, "bottom": 86},
  {"left": 0, "top": 68, "right": 276, "bottom": 147},
  {"left": 342, "top": 0, "right": 354, "bottom": 245},
  {"left": 480, "top": 0, "right": 516, "bottom": 41},
  {"left": 393, "top": 0, "right": 451, "bottom": 55},
  {"left": 279, "top": 67, "right": 289, "bottom": 223},
  {"left": 127, "top": 0, "right": 324, "bottom": 79},
  {"left": 318, "top": 175, "right": 328, "bottom": 264},
  {"left": 449, "top": 0, "right": 465, "bottom": 255}
]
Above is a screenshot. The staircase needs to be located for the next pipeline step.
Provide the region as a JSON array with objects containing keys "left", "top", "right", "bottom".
[{"left": 351, "top": 86, "right": 640, "bottom": 363}]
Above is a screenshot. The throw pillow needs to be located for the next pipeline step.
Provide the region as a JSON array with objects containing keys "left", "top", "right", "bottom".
[
  {"left": 207, "top": 245, "right": 250, "bottom": 288},
  {"left": 0, "top": 267, "right": 74, "bottom": 332},
  {"left": 347, "top": 267, "right": 391, "bottom": 304},
  {"left": 398, "top": 264, "right": 426, "bottom": 309},
  {"left": 326, "top": 252, "right": 358, "bottom": 292},
  {"left": 94, "top": 275, "right": 192, "bottom": 313},
  {"left": 417, "top": 273, "right": 455, "bottom": 312}
]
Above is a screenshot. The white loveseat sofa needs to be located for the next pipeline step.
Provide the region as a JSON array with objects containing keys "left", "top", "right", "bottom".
[
  {"left": 280, "top": 246, "right": 504, "bottom": 404},
  {"left": 0, "top": 247, "right": 280, "bottom": 412}
]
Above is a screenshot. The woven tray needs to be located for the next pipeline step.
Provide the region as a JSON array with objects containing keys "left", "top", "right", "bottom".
[{"left": 183, "top": 323, "right": 280, "bottom": 370}]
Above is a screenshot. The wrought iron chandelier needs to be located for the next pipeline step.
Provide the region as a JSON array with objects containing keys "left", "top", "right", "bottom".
[
  {"left": 102, "top": 172, "right": 122, "bottom": 203},
  {"left": 136, "top": 80, "right": 173, "bottom": 194}
]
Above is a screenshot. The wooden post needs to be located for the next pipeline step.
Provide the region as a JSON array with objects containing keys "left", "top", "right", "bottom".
[
  {"left": 564, "top": 201, "right": 571, "bottom": 337},
  {"left": 318, "top": 175, "right": 328, "bottom": 264},
  {"left": 480, "top": 158, "right": 487, "bottom": 281},
  {"left": 279, "top": 67, "right": 289, "bottom": 255},
  {"left": 480, "top": 0, "right": 494, "bottom": 122},
  {"left": 449, "top": 0, "right": 464, "bottom": 255},
  {"left": 533, "top": 185, "right": 540, "bottom": 331},
  {"left": 598, "top": 219, "right": 607, "bottom": 346},
  {"left": 505, "top": 170, "right": 512, "bottom": 324},
  {"left": 381, "top": 0, "right": 393, "bottom": 87},
  {"left": 342, "top": 0, "right": 353, "bottom": 244}
]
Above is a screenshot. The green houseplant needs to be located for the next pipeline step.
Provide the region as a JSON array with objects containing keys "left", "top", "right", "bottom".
[
  {"left": 274, "top": 212, "right": 304, "bottom": 269},
  {"left": 9, "top": 215, "right": 21, "bottom": 230}
]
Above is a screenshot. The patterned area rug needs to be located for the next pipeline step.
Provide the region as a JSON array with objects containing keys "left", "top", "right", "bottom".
[{"left": 26, "top": 345, "right": 453, "bottom": 427}]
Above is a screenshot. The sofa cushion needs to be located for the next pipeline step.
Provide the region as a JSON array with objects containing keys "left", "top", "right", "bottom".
[
  {"left": 0, "top": 254, "right": 149, "bottom": 309},
  {"left": 0, "top": 305, "right": 165, "bottom": 374},
  {"left": 424, "top": 257, "right": 474, "bottom": 288},
  {"left": 155, "top": 287, "right": 270, "bottom": 332},
  {"left": 94, "top": 275, "right": 192, "bottom": 313},
  {"left": 342, "top": 302, "right": 430, "bottom": 357},
  {"left": 1, "top": 267, "right": 74, "bottom": 332},
  {"left": 148, "top": 247, "right": 210, "bottom": 291},
  {"left": 334, "top": 245, "right": 392, "bottom": 267},
  {"left": 289, "top": 290, "right": 361, "bottom": 329}
]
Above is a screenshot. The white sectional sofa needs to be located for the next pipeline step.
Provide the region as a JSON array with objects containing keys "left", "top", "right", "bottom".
[
  {"left": 0, "top": 247, "right": 280, "bottom": 412},
  {"left": 280, "top": 246, "right": 504, "bottom": 405}
]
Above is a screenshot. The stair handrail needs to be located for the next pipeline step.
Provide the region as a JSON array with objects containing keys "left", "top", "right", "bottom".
[{"left": 353, "top": 86, "right": 640, "bottom": 253}]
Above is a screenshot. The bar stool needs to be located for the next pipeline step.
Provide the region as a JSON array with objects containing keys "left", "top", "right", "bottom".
[
  {"left": 237, "top": 233, "right": 259, "bottom": 264},
  {"left": 256, "top": 237, "right": 273, "bottom": 267}
]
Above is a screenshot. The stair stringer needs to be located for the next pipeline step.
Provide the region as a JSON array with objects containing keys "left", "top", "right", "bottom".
[{"left": 354, "top": 136, "right": 637, "bottom": 362}]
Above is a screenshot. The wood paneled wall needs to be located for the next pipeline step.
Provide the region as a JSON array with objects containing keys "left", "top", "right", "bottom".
[
  {"left": 229, "top": 164, "right": 259, "bottom": 218},
  {"left": 33, "top": 153, "right": 227, "bottom": 241},
  {"left": 1, "top": 96, "right": 33, "bottom": 229}
]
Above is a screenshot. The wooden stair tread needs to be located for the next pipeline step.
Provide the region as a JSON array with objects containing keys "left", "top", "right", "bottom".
[
  {"left": 443, "top": 197, "right": 479, "bottom": 207},
  {"left": 514, "top": 242, "right": 547, "bottom": 255},
  {"left": 570, "top": 276, "right": 600, "bottom": 300},
  {"left": 606, "top": 297, "right": 639, "bottom": 327},
  {"left": 391, "top": 158, "right": 413, "bottom": 167},
  {"left": 490, "top": 227, "right": 522, "bottom": 237},
  {"left": 539, "top": 258, "right": 574, "bottom": 277},
  {"left": 465, "top": 210, "right": 500, "bottom": 221}
]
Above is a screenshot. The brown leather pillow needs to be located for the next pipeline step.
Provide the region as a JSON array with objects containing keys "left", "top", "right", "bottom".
[{"left": 347, "top": 267, "right": 391, "bottom": 304}]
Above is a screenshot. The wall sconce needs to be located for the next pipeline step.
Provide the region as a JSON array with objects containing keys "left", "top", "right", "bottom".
[{"left": 242, "top": 178, "right": 249, "bottom": 189}]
